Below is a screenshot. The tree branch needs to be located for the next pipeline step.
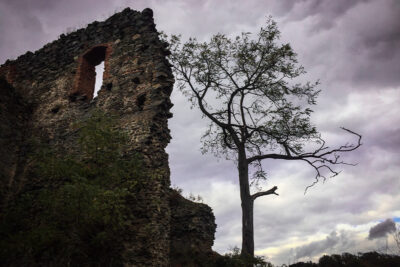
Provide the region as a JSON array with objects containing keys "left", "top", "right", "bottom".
[
  {"left": 247, "top": 128, "right": 362, "bottom": 164},
  {"left": 251, "top": 186, "right": 279, "bottom": 200}
]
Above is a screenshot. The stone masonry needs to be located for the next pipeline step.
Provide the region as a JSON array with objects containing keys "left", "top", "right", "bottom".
[{"left": 0, "top": 8, "right": 216, "bottom": 266}]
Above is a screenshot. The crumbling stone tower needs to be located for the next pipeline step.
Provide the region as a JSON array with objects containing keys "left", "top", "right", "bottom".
[{"left": 0, "top": 8, "right": 218, "bottom": 266}]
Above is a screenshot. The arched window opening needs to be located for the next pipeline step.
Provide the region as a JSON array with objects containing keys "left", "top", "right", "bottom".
[
  {"left": 70, "top": 45, "right": 110, "bottom": 101},
  {"left": 94, "top": 61, "right": 104, "bottom": 98}
]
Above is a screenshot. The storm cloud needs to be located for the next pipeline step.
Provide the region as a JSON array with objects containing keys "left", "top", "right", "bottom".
[
  {"left": 368, "top": 219, "right": 396, "bottom": 240},
  {"left": 294, "top": 231, "right": 350, "bottom": 260}
]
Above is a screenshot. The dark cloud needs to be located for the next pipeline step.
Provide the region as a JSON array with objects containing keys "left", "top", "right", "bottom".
[
  {"left": 0, "top": 2, "right": 47, "bottom": 63},
  {"left": 272, "top": 230, "right": 357, "bottom": 263},
  {"left": 295, "top": 231, "right": 340, "bottom": 260},
  {"left": 277, "top": 0, "right": 400, "bottom": 89},
  {"left": 282, "top": 0, "right": 368, "bottom": 30},
  {"left": 368, "top": 218, "right": 396, "bottom": 240},
  {"left": 345, "top": 1, "right": 400, "bottom": 88},
  {"left": 2, "top": 0, "right": 56, "bottom": 10}
]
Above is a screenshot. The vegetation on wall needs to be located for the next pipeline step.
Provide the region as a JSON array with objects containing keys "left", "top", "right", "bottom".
[{"left": 0, "top": 111, "right": 144, "bottom": 266}]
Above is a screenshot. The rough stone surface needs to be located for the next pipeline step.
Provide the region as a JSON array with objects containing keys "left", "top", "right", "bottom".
[
  {"left": 170, "top": 190, "right": 217, "bottom": 267},
  {"left": 0, "top": 78, "right": 32, "bottom": 204},
  {"left": 0, "top": 8, "right": 216, "bottom": 266}
]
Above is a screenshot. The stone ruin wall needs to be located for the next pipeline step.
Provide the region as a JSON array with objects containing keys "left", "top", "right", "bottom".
[{"left": 0, "top": 8, "right": 216, "bottom": 266}]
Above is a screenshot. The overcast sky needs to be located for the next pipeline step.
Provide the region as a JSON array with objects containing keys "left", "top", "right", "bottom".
[{"left": 1, "top": 0, "right": 400, "bottom": 265}]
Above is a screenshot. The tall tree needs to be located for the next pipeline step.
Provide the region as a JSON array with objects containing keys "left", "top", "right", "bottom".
[{"left": 167, "top": 18, "right": 362, "bottom": 259}]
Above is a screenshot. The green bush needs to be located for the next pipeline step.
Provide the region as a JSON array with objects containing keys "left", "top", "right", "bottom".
[
  {"left": 0, "top": 111, "right": 144, "bottom": 266},
  {"left": 213, "top": 246, "right": 273, "bottom": 267}
]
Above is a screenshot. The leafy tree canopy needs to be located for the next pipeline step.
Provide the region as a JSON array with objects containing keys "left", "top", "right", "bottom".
[{"left": 167, "top": 17, "right": 361, "bottom": 259}]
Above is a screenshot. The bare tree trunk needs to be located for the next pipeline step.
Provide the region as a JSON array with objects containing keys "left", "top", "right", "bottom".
[
  {"left": 241, "top": 193, "right": 254, "bottom": 257},
  {"left": 238, "top": 147, "right": 254, "bottom": 259}
]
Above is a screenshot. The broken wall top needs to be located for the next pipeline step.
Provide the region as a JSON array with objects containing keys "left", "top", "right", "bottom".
[
  {"left": 1, "top": 8, "right": 157, "bottom": 86},
  {"left": 0, "top": 7, "right": 174, "bottom": 155}
]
